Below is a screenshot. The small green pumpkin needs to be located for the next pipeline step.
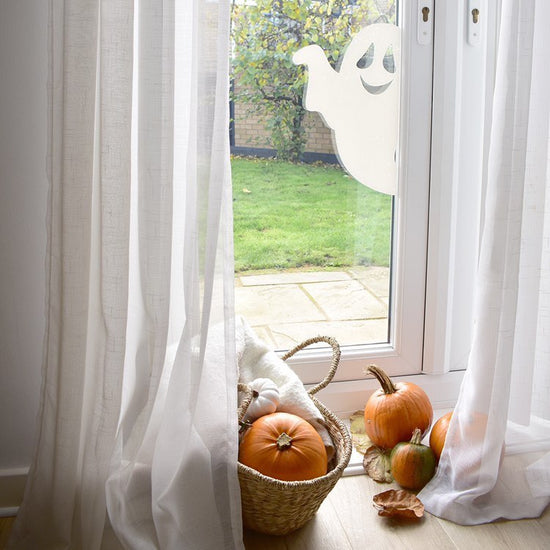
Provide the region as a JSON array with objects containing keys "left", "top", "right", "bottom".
[{"left": 390, "top": 428, "right": 436, "bottom": 491}]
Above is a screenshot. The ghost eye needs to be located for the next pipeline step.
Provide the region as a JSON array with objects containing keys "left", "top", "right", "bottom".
[
  {"left": 383, "top": 47, "right": 395, "bottom": 73},
  {"left": 356, "top": 43, "right": 374, "bottom": 69}
]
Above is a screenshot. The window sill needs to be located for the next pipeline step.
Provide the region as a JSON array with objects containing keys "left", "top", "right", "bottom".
[{"left": 308, "top": 369, "right": 465, "bottom": 418}]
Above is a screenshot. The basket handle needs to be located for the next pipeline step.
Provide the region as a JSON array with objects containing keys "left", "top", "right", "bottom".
[
  {"left": 281, "top": 336, "right": 341, "bottom": 396},
  {"left": 237, "top": 383, "right": 254, "bottom": 422}
]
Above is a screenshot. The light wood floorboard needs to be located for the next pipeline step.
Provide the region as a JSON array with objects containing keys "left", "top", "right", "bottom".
[
  {"left": 2, "top": 476, "right": 549, "bottom": 550},
  {"left": 243, "top": 475, "right": 550, "bottom": 550},
  {"left": 0, "top": 517, "right": 15, "bottom": 550},
  {"left": 538, "top": 503, "right": 550, "bottom": 536}
]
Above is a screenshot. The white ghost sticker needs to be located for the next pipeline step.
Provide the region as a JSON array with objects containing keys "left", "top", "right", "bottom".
[{"left": 293, "top": 24, "right": 400, "bottom": 195}]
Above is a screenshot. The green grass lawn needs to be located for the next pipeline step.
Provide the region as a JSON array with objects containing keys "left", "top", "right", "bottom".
[{"left": 231, "top": 157, "right": 392, "bottom": 273}]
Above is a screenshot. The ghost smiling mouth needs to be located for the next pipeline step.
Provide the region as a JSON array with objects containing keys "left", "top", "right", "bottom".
[{"left": 360, "top": 77, "right": 393, "bottom": 95}]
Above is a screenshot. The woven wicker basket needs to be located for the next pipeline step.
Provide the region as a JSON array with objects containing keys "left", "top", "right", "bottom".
[{"left": 237, "top": 336, "right": 352, "bottom": 536}]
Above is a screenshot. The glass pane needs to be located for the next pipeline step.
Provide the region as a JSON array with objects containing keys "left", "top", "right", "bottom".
[{"left": 231, "top": 1, "right": 398, "bottom": 350}]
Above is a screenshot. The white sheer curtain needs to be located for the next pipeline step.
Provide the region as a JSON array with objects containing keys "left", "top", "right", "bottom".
[
  {"left": 8, "top": 1, "right": 243, "bottom": 549},
  {"left": 419, "top": 0, "right": 550, "bottom": 524}
]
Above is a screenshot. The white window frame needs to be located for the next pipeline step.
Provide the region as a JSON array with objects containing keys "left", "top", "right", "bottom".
[
  {"left": 285, "top": 0, "right": 432, "bottom": 384},
  {"left": 284, "top": 0, "right": 498, "bottom": 416}
]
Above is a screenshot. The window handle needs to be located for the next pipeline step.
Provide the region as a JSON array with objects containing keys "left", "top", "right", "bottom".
[
  {"left": 468, "top": 1, "right": 482, "bottom": 46},
  {"left": 417, "top": 0, "right": 433, "bottom": 46}
]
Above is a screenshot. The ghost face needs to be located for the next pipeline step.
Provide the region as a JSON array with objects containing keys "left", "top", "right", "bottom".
[
  {"left": 356, "top": 42, "right": 396, "bottom": 95},
  {"left": 339, "top": 24, "right": 400, "bottom": 98}
]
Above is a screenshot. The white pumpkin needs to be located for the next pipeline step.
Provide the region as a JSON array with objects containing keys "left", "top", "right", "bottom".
[{"left": 243, "top": 378, "right": 280, "bottom": 422}]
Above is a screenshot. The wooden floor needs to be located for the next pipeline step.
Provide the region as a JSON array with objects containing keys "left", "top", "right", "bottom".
[
  {"left": 0, "top": 517, "right": 15, "bottom": 550},
  {"left": 2, "top": 475, "right": 549, "bottom": 549},
  {"left": 243, "top": 475, "right": 550, "bottom": 550}
]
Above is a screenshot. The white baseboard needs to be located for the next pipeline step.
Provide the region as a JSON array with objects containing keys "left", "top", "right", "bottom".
[
  {"left": 0, "top": 506, "right": 19, "bottom": 517},
  {"left": 0, "top": 467, "right": 28, "bottom": 516}
]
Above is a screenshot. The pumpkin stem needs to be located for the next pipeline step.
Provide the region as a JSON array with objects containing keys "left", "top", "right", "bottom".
[
  {"left": 410, "top": 428, "right": 423, "bottom": 445},
  {"left": 366, "top": 364, "right": 398, "bottom": 395},
  {"left": 277, "top": 432, "right": 293, "bottom": 450},
  {"left": 252, "top": 390, "right": 259, "bottom": 398}
]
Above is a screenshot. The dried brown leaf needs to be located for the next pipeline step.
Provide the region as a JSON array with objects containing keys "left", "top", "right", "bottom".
[
  {"left": 363, "top": 445, "right": 393, "bottom": 483},
  {"left": 373, "top": 489, "right": 424, "bottom": 520},
  {"left": 349, "top": 410, "right": 372, "bottom": 455}
]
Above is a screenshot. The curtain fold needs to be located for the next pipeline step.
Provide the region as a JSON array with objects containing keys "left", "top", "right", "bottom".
[
  {"left": 8, "top": 1, "right": 242, "bottom": 549},
  {"left": 419, "top": 0, "right": 550, "bottom": 524}
]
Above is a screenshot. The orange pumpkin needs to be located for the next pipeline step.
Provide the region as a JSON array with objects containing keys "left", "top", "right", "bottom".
[
  {"left": 390, "top": 428, "right": 436, "bottom": 491},
  {"left": 239, "top": 412, "right": 328, "bottom": 481},
  {"left": 364, "top": 365, "right": 433, "bottom": 449},
  {"left": 429, "top": 411, "right": 453, "bottom": 461},
  {"left": 429, "top": 410, "right": 502, "bottom": 481}
]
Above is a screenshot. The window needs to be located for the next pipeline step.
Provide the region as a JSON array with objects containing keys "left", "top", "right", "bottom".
[{"left": 231, "top": 1, "right": 495, "bottom": 415}]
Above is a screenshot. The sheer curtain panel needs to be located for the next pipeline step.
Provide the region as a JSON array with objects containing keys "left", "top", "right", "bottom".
[
  {"left": 8, "top": 1, "right": 243, "bottom": 549},
  {"left": 419, "top": 0, "right": 550, "bottom": 524}
]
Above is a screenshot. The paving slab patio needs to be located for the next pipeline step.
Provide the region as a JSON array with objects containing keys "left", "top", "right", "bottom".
[
  {"left": 235, "top": 283, "right": 326, "bottom": 325},
  {"left": 303, "top": 279, "right": 387, "bottom": 321},
  {"left": 235, "top": 267, "right": 390, "bottom": 350}
]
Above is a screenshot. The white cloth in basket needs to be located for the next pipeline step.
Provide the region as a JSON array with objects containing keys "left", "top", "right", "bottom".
[{"left": 236, "top": 317, "right": 335, "bottom": 461}]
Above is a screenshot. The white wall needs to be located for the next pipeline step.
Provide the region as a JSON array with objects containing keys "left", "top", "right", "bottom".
[{"left": 0, "top": 0, "right": 48, "bottom": 475}]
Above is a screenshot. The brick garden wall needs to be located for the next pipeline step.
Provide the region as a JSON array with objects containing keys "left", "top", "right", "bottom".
[
  {"left": 231, "top": 81, "right": 337, "bottom": 161},
  {"left": 304, "top": 112, "right": 335, "bottom": 155},
  {"left": 233, "top": 101, "right": 335, "bottom": 156}
]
